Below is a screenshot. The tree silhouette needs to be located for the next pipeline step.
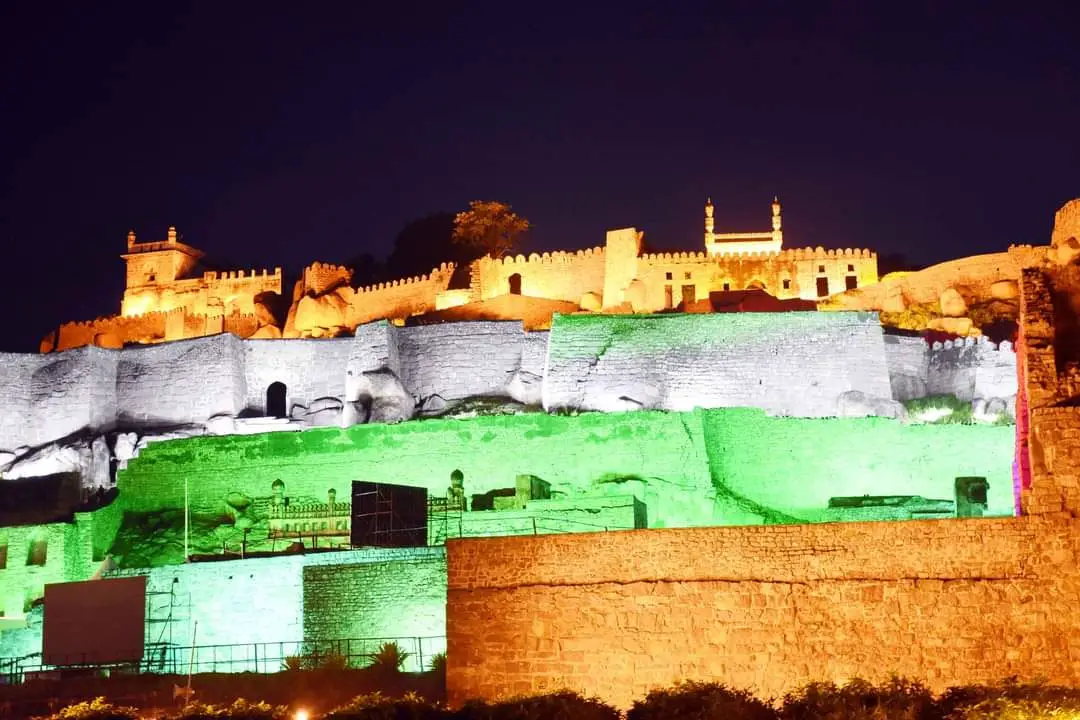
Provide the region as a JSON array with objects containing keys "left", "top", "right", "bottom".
[
  {"left": 452, "top": 201, "right": 531, "bottom": 259},
  {"left": 383, "top": 212, "right": 484, "bottom": 281}
]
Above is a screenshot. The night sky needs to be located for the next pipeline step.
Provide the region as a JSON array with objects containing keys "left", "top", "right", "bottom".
[{"left": 1, "top": 2, "right": 1077, "bottom": 352}]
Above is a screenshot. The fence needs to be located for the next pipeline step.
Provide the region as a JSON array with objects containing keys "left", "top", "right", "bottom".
[{"left": 0, "top": 635, "right": 445, "bottom": 685}]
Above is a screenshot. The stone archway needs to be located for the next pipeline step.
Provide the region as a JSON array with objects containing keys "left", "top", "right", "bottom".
[
  {"left": 267, "top": 381, "right": 287, "bottom": 418},
  {"left": 508, "top": 273, "right": 522, "bottom": 295}
]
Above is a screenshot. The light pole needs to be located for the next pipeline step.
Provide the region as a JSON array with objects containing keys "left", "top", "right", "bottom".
[{"left": 184, "top": 475, "right": 190, "bottom": 562}]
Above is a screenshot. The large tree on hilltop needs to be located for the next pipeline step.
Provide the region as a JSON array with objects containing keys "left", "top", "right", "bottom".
[
  {"left": 451, "top": 201, "right": 531, "bottom": 259},
  {"left": 384, "top": 212, "right": 484, "bottom": 280}
]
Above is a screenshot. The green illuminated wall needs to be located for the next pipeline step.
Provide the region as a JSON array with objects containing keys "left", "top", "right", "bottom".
[
  {"left": 118, "top": 411, "right": 714, "bottom": 527},
  {"left": 701, "top": 408, "right": 1016, "bottom": 518},
  {"left": 117, "top": 408, "right": 1015, "bottom": 540},
  {"left": 303, "top": 548, "right": 446, "bottom": 671},
  {"left": 0, "top": 498, "right": 123, "bottom": 620}
]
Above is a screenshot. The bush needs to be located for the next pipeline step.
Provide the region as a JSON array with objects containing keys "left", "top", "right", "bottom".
[
  {"left": 170, "top": 698, "right": 288, "bottom": 719},
  {"left": 781, "top": 677, "right": 935, "bottom": 720},
  {"left": 429, "top": 653, "right": 447, "bottom": 674},
  {"left": 937, "top": 680, "right": 1080, "bottom": 719},
  {"left": 455, "top": 691, "right": 619, "bottom": 720},
  {"left": 37, "top": 698, "right": 139, "bottom": 720},
  {"left": 282, "top": 650, "right": 350, "bottom": 671},
  {"left": 368, "top": 642, "right": 410, "bottom": 675},
  {"left": 326, "top": 692, "right": 447, "bottom": 719},
  {"left": 946, "top": 697, "right": 1080, "bottom": 719},
  {"left": 628, "top": 681, "right": 778, "bottom": 719}
]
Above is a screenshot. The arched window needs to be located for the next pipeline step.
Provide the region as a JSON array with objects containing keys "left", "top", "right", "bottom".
[
  {"left": 508, "top": 273, "right": 522, "bottom": 295},
  {"left": 26, "top": 530, "right": 48, "bottom": 566},
  {"left": 267, "top": 382, "right": 287, "bottom": 418}
]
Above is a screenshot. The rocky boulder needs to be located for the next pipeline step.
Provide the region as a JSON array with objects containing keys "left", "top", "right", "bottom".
[
  {"left": 293, "top": 287, "right": 354, "bottom": 335},
  {"left": 205, "top": 414, "right": 237, "bottom": 436},
  {"left": 506, "top": 369, "right": 543, "bottom": 406},
  {"left": 580, "top": 292, "right": 602, "bottom": 311},
  {"left": 990, "top": 279, "right": 1019, "bottom": 300},
  {"left": 939, "top": 288, "right": 968, "bottom": 317},
  {"left": 4, "top": 436, "right": 112, "bottom": 489},
  {"left": 837, "top": 390, "right": 907, "bottom": 421},
  {"left": 349, "top": 368, "right": 415, "bottom": 424},
  {"left": 301, "top": 397, "right": 345, "bottom": 427}
]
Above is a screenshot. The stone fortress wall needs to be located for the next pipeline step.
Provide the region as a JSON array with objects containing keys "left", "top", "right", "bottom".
[
  {"left": 101, "top": 546, "right": 447, "bottom": 673},
  {"left": 447, "top": 514, "right": 1080, "bottom": 710},
  {"left": 884, "top": 334, "right": 1018, "bottom": 403},
  {"left": 45, "top": 198, "right": 882, "bottom": 351},
  {"left": 444, "top": 199, "right": 1080, "bottom": 710},
  {"left": 0, "top": 312, "right": 1018, "bottom": 475}
]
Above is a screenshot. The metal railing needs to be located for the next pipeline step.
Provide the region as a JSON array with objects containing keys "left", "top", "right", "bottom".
[{"left": 0, "top": 635, "right": 446, "bottom": 685}]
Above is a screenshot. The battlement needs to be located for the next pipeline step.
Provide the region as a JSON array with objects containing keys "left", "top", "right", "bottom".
[
  {"left": 476, "top": 248, "right": 606, "bottom": 267},
  {"left": 1051, "top": 198, "right": 1080, "bottom": 248},
  {"left": 203, "top": 267, "right": 282, "bottom": 282},
  {"left": 302, "top": 262, "right": 353, "bottom": 296},
  {"left": 354, "top": 263, "right": 456, "bottom": 295},
  {"left": 641, "top": 247, "right": 876, "bottom": 264},
  {"left": 928, "top": 336, "right": 1014, "bottom": 353}
]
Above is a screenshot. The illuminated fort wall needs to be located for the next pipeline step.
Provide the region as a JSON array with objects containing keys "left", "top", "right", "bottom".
[
  {"left": 446, "top": 515, "right": 1080, "bottom": 709},
  {"left": 0, "top": 499, "right": 123, "bottom": 619},
  {"left": 543, "top": 312, "right": 892, "bottom": 415},
  {"left": 11, "top": 311, "right": 1018, "bottom": 457},
  {"left": 115, "top": 409, "right": 1015, "bottom": 525},
  {"left": 472, "top": 248, "right": 607, "bottom": 303},
  {"left": 48, "top": 201, "right": 881, "bottom": 350},
  {"left": 105, "top": 547, "right": 446, "bottom": 673},
  {"left": 443, "top": 249, "right": 1080, "bottom": 710}
]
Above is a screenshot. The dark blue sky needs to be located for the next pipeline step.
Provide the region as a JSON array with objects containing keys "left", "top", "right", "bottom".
[{"left": 1, "top": 1, "right": 1077, "bottom": 351}]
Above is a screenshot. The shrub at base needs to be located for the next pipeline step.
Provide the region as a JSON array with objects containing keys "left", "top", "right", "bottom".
[
  {"left": 454, "top": 691, "right": 619, "bottom": 720},
  {"left": 37, "top": 697, "right": 139, "bottom": 720},
  {"left": 170, "top": 698, "right": 288, "bottom": 719},
  {"left": 627, "top": 681, "right": 778, "bottom": 720},
  {"left": 780, "top": 677, "right": 935, "bottom": 720},
  {"left": 325, "top": 691, "right": 446, "bottom": 720}
]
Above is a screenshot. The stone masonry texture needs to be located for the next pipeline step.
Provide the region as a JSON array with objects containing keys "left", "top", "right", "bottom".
[{"left": 446, "top": 515, "right": 1080, "bottom": 710}]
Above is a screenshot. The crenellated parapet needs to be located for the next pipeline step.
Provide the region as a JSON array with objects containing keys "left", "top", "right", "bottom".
[
  {"left": 354, "top": 262, "right": 456, "bottom": 295},
  {"left": 476, "top": 247, "right": 606, "bottom": 267},
  {"left": 301, "top": 262, "right": 352, "bottom": 296}
]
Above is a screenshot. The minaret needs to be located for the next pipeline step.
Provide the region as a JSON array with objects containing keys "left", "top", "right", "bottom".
[
  {"left": 704, "top": 198, "right": 715, "bottom": 248},
  {"left": 771, "top": 196, "right": 783, "bottom": 248}
]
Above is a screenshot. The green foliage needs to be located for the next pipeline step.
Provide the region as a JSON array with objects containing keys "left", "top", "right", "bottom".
[
  {"left": 451, "top": 201, "right": 531, "bottom": 259},
  {"left": 37, "top": 698, "right": 139, "bottom": 720},
  {"left": 781, "top": 677, "right": 935, "bottom": 720},
  {"left": 428, "top": 652, "right": 447, "bottom": 674},
  {"left": 628, "top": 681, "right": 778, "bottom": 719},
  {"left": 169, "top": 699, "right": 288, "bottom": 719},
  {"left": 326, "top": 692, "right": 447, "bottom": 719},
  {"left": 937, "top": 679, "right": 1080, "bottom": 719},
  {"left": 367, "top": 642, "right": 409, "bottom": 675},
  {"left": 455, "top": 691, "right": 619, "bottom": 720},
  {"left": 903, "top": 395, "right": 975, "bottom": 425},
  {"left": 281, "top": 650, "right": 350, "bottom": 672},
  {"left": 947, "top": 697, "right": 1080, "bottom": 719}
]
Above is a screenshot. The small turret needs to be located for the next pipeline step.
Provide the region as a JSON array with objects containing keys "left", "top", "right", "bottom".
[
  {"left": 272, "top": 479, "right": 285, "bottom": 507},
  {"left": 328, "top": 488, "right": 337, "bottom": 510},
  {"left": 167, "top": 225, "right": 178, "bottom": 243},
  {"left": 704, "top": 198, "right": 715, "bottom": 246},
  {"left": 127, "top": 229, "right": 136, "bottom": 248},
  {"left": 771, "top": 196, "right": 782, "bottom": 232}
]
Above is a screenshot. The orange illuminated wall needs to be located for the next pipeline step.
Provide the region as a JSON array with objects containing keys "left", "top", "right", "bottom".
[{"left": 446, "top": 515, "right": 1080, "bottom": 710}]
